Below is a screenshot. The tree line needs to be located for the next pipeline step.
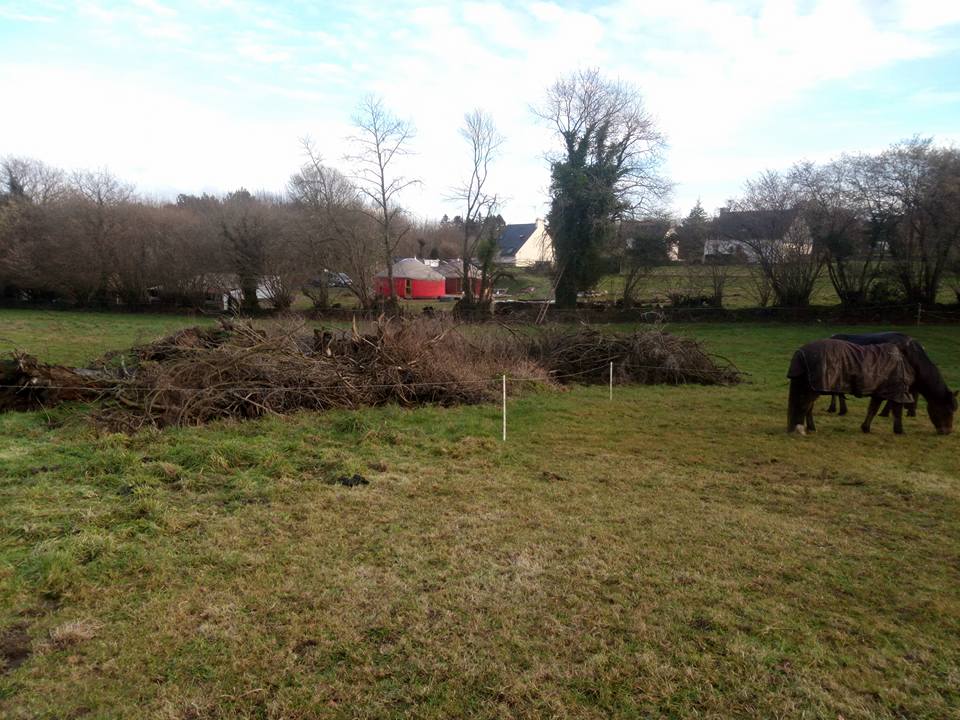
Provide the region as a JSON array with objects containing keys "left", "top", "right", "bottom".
[
  {"left": 0, "top": 156, "right": 465, "bottom": 313},
  {"left": 618, "top": 138, "right": 960, "bottom": 311},
  {"left": 3, "top": 68, "right": 958, "bottom": 314},
  {"left": 0, "top": 95, "right": 506, "bottom": 313}
]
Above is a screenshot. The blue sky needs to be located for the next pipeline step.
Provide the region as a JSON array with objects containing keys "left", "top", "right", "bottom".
[{"left": 1, "top": 0, "right": 959, "bottom": 221}]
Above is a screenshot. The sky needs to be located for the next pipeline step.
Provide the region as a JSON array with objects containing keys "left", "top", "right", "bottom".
[{"left": 1, "top": 0, "right": 959, "bottom": 223}]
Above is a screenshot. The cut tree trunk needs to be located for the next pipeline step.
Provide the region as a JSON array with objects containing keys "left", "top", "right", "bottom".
[{"left": 0, "top": 354, "right": 110, "bottom": 412}]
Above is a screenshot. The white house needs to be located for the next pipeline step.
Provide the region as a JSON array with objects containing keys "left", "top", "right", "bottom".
[
  {"left": 494, "top": 219, "right": 554, "bottom": 266},
  {"left": 704, "top": 209, "right": 812, "bottom": 263}
]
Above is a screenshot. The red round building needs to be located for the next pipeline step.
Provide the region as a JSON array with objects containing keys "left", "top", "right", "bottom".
[{"left": 375, "top": 259, "right": 445, "bottom": 299}]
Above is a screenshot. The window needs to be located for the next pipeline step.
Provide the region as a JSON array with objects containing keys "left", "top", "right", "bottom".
[{"left": 405, "top": 278, "right": 412, "bottom": 297}]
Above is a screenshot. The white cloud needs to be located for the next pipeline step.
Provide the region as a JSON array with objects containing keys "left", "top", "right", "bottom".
[
  {"left": 235, "top": 40, "right": 292, "bottom": 64},
  {"left": 0, "top": 6, "right": 55, "bottom": 22},
  {"left": 1, "top": 0, "right": 958, "bottom": 219},
  {"left": 131, "top": 0, "right": 176, "bottom": 18},
  {"left": 894, "top": 0, "right": 960, "bottom": 32},
  {"left": 0, "top": 63, "right": 339, "bottom": 198}
]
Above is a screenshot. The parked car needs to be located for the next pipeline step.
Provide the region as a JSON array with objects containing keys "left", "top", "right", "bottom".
[{"left": 329, "top": 272, "right": 352, "bottom": 288}]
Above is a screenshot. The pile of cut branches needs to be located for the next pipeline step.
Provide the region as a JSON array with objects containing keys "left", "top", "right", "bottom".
[
  {"left": 90, "top": 318, "right": 549, "bottom": 430},
  {"left": 526, "top": 325, "right": 742, "bottom": 386},
  {"left": 0, "top": 318, "right": 740, "bottom": 431}
]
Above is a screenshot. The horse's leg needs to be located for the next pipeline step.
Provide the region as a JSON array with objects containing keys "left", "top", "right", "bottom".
[
  {"left": 806, "top": 404, "right": 816, "bottom": 432},
  {"left": 861, "top": 396, "right": 883, "bottom": 433},
  {"left": 879, "top": 400, "right": 891, "bottom": 417},
  {"left": 892, "top": 402, "right": 905, "bottom": 434},
  {"left": 827, "top": 394, "right": 837, "bottom": 413},
  {"left": 907, "top": 398, "right": 917, "bottom": 418},
  {"left": 838, "top": 394, "right": 848, "bottom": 416}
]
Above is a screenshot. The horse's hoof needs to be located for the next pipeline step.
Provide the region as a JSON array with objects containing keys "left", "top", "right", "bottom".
[
  {"left": 861, "top": 425, "right": 871, "bottom": 434},
  {"left": 894, "top": 428, "right": 904, "bottom": 435},
  {"left": 827, "top": 407, "right": 836, "bottom": 413},
  {"left": 838, "top": 410, "right": 847, "bottom": 416},
  {"left": 792, "top": 424, "right": 806, "bottom": 436}
]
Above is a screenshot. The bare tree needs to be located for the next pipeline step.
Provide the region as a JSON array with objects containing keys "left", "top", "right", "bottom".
[
  {"left": 683, "top": 258, "right": 730, "bottom": 308},
  {"left": 747, "top": 265, "right": 774, "bottom": 307},
  {"left": 0, "top": 157, "right": 67, "bottom": 298},
  {"left": 865, "top": 138, "right": 960, "bottom": 305},
  {"left": 291, "top": 141, "right": 381, "bottom": 311},
  {"left": 449, "top": 109, "right": 504, "bottom": 305},
  {"left": 152, "top": 203, "right": 221, "bottom": 308},
  {"left": 793, "top": 159, "right": 884, "bottom": 306},
  {"left": 48, "top": 169, "right": 136, "bottom": 305},
  {"left": 731, "top": 170, "right": 825, "bottom": 307},
  {"left": 1, "top": 156, "right": 67, "bottom": 205},
  {"left": 108, "top": 202, "right": 168, "bottom": 306},
  {"left": 219, "top": 189, "right": 269, "bottom": 312},
  {"left": 616, "top": 217, "right": 671, "bottom": 309},
  {"left": 346, "top": 95, "right": 419, "bottom": 307}
]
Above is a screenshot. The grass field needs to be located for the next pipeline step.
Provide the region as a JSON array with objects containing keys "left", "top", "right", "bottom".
[
  {"left": 1, "top": 309, "right": 959, "bottom": 718},
  {"left": 0, "top": 309, "right": 215, "bottom": 366}
]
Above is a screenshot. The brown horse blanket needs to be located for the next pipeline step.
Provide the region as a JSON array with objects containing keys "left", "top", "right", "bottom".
[{"left": 788, "top": 339, "right": 915, "bottom": 404}]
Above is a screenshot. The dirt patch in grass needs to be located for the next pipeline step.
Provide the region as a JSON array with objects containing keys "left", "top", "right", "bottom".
[{"left": 0, "top": 623, "right": 31, "bottom": 673}]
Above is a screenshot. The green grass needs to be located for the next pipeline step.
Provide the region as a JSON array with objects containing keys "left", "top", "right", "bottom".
[
  {"left": 272, "top": 265, "right": 960, "bottom": 312},
  {"left": 0, "top": 309, "right": 214, "bottom": 366},
  {"left": 1, "top": 315, "right": 960, "bottom": 718}
]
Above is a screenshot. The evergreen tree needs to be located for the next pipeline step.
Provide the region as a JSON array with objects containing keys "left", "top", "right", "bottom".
[
  {"left": 676, "top": 199, "right": 709, "bottom": 261},
  {"left": 537, "top": 69, "right": 669, "bottom": 307}
]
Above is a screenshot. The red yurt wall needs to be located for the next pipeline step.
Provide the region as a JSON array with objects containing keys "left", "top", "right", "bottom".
[{"left": 376, "top": 276, "right": 445, "bottom": 299}]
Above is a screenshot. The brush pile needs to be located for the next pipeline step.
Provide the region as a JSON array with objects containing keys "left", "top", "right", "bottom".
[
  {"left": 0, "top": 318, "right": 740, "bottom": 430},
  {"left": 528, "top": 326, "right": 741, "bottom": 385}
]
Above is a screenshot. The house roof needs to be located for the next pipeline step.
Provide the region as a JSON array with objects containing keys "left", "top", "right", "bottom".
[
  {"left": 435, "top": 260, "right": 481, "bottom": 279},
  {"left": 496, "top": 223, "right": 537, "bottom": 257},
  {"left": 620, "top": 219, "right": 673, "bottom": 240},
  {"left": 375, "top": 258, "right": 444, "bottom": 280},
  {"left": 715, "top": 209, "right": 799, "bottom": 242}
]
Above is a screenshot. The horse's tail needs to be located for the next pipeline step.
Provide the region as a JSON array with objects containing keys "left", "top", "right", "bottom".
[
  {"left": 787, "top": 377, "right": 804, "bottom": 432},
  {"left": 787, "top": 349, "right": 807, "bottom": 381}
]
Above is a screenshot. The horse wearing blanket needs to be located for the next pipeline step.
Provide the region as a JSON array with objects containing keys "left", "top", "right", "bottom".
[
  {"left": 786, "top": 338, "right": 956, "bottom": 435},
  {"left": 825, "top": 332, "right": 916, "bottom": 417}
]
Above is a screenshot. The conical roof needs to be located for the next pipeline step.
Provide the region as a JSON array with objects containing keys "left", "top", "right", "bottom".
[{"left": 375, "top": 258, "right": 445, "bottom": 280}]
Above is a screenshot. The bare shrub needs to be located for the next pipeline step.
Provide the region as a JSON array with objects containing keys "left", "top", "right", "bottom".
[
  {"left": 747, "top": 266, "right": 774, "bottom": 307},
  {"left": 527, "top": 325, "right": 741, "bottom": 385}
]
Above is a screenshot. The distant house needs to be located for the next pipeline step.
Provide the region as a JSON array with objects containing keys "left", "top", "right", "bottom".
[
  {"left": 704, "top": 209, "right": 812, "bottom": 263},
  {"left": 495, "top": 219, "right": 554, "bottom": 266},
  {"left": 375, "top": 258, "right": 445, "bottom": 299}
]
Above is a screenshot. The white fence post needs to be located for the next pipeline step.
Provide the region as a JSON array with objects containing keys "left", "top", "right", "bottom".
[
  {"left": 502, "top": 374, "right": 507, "bottom": 442},
  {"left": 609, "top": 361, "right": 613, "bottom": 401}
]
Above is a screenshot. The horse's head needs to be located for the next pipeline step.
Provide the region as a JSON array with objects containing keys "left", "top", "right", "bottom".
[{"left": 927, "top": 390, "right": 959, "bottom": 435}]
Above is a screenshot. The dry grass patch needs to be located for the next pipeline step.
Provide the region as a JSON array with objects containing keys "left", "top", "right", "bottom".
[{"left": 48, "top": 619, "right": 100, "bottom": 649}]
